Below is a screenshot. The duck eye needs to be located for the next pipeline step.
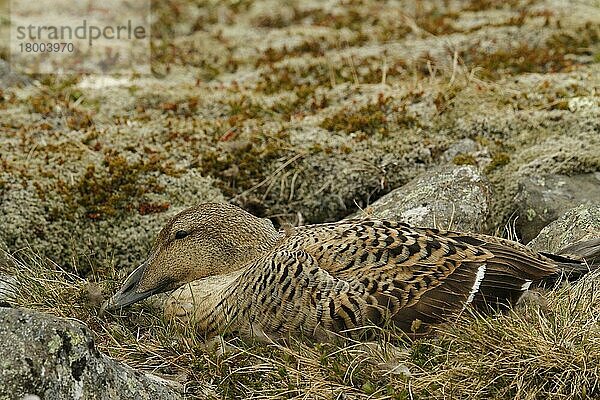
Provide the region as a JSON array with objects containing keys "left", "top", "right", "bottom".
[{"left": 174, "top": 230, "right": 189, "bottom": 240}]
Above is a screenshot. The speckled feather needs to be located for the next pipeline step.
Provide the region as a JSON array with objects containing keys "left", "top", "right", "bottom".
[
  {"left": 106, "top": 203, "right": 598, "bottom": 341},
  {"left": 163, "top": 216, "right": 569, "bottom": 339}
]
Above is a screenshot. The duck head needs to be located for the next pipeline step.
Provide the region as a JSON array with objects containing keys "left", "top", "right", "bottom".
[{"left": 103, "top": 202, "right": 279, "bottom": 311}]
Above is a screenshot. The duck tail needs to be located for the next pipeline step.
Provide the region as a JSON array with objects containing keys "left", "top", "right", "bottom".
[{"left": 538, "top": 238, "right": 600, "bottom": 285}]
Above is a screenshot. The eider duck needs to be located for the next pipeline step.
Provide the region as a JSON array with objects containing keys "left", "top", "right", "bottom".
[{"left": 104, "top": 203, "right": 600, "bottom": 340}]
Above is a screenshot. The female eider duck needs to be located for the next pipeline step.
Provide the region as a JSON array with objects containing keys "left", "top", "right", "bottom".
[{"left": 104, "top": 203, "right": 600, "bottom": 340}]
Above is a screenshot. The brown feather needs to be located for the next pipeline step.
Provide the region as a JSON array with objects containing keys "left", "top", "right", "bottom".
[{"left": 105, "top": 203, "right": 599, "bottom": 342}]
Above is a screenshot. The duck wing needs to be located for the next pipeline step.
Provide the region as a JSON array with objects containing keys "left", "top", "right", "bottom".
[
  {"left": 270, "top": 220, "right": 562, "bottom": 334},
  {"left": 241, "top": 247, "right": 495, "bottom": 339}
]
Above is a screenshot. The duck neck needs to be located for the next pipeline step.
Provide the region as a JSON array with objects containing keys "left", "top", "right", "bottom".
[{"left": 176, "top": 269, "right": 247, "bottom": 336}]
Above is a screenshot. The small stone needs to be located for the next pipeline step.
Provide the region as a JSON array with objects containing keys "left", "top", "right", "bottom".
[{"left": 442, "top": 138, "right": 491, "bottom": 168}]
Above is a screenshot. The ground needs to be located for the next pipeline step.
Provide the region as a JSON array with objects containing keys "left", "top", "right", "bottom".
[{"left": 0, "top": 0, "right": 599, "bottom": 399}]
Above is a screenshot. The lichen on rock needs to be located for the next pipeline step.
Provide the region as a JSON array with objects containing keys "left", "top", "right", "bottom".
[
  {"left": 354, "top": 165, "right": 492, "bottom": 232},
  {"left": 528, "top": 204, "right": 600, "bottom": 254},
  {"left": 0, "top": 307, "right": 183, "bottom": 400}
]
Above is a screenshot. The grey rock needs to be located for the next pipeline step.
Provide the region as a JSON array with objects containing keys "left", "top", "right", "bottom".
[
  {"left": 527, "top": 204, "right": 600, "bottom": 254},
  {"left": 513, "top": 173, "right": 600, "bottom": 243},
  {"left": 441, "top": 138, "right": 491, "bottom": 169},
  {"left": 442, "top": 138, "right": 480, "bottom": 161},
  {"left": 0, "top": 308, "right": 183, "bottom": 400},
  {"left": 358, "top": 165, "right": 492, "bottom": 232}
]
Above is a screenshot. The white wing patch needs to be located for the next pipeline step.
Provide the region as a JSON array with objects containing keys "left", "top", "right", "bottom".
[
  {"left": 520, "top": 280, "right": 532, "bottom": 291},
  {"left": 464, "top": 264, "right": 486, "bottom": 307}
]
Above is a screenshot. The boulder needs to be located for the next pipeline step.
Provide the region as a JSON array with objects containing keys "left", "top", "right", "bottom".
[
  {"left": 527, "top": 204, "right": 600, "bottom": 254},
  {"left": 358, "top": 165, "right": 492, "bottom": 232},
  {"left": 0, "top": 308, "right": 183, "bottom": 400},
  {"left": 513, "top": 173, "right": 600, "bottom": 243}
]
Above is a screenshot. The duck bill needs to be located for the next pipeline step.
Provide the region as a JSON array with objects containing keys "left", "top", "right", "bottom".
[{"left": 103, "top": 261, "right": 155, "bottom": 311}]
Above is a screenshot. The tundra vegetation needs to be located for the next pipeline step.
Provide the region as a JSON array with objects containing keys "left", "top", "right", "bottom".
[{"left": 1, "top": 0, "right": 599, "bottom": 398}]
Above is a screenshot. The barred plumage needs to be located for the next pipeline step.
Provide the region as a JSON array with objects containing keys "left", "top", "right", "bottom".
[{"left": 104, "top": 203, "right": 600, "bottom": 340}]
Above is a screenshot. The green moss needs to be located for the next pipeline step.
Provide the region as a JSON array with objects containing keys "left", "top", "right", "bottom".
[
  {"left": 66, "top": 111, "right": 94, "bottom": 130},
  {"left": 58, "top": 151, "right": 180, "bottom": 220},
  {"left": 497, "top": 82, "right": 591, "bottom": 111},
  {"left": 309, "top": 143, "right": 323, "bottom": 154},
  {"left": 252, "top": 7, "right": 367, "bottom": 31},
  {"left": 415, "top": 9, "right": 460, "bottom": 35},
  {"left": 546, "top": 23, "right": 600, "bottom": 56},
  {"left": 25, "top": 76, "right": 96, "bottom": 129},
  {"left": 255, "top": 40, "right": 327, "bottom": 67},
  {"left": 226, "top": 96, "right": 266, "bottom": 121},
  {"left": 256, "top": 57, "right": 402, "bottom": 95},
  {"left": 28, "top": 94, "right": 55, "bottom": 116},
  {"left": 549, "top": 99, "right": 570, "bottom": 111},
  {"left": 27, "top": 92, "right": 94, "bottom": 129},
  {"left": 462, "top": 0, "right": 523, "bottom": 12},
  {"left": 268, "top": 85, "right": 328, "bottom": 120},
  {"left": 149, "top": 1, "right": 239, "bottom": 81},
  {"left": 453, "top": 154, "right": 477, "bottom": 165},
  {"left": 466, "top": 43, "right": 567, "bottom": 80},
  {"left": 434, "top": 89, "right": 459, "bottom": 114},
  {"left": 38, "top": 75, "right": 81, "bottom": 93},
  {"left": 321, "top": 103, "right": 388, "bottom": 136},
  {"left": 485, "top": 152, "right": 511, "bottom": 173},
  {"left": 321, "top": 95, "right": 417, "bottom": 136},
  {"left": 256, "top": 64, "right": 328, "bottom": 94}
]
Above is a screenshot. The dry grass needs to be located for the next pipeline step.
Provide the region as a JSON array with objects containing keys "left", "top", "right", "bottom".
[{"left": 2, "top": 247, "right": 599, "bottom": 399}]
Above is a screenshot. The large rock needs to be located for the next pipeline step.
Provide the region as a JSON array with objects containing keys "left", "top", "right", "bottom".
[
  {"left": 513, "top": 173, "right": 600, "bottom": 243},
  {"left": 0, "top": 308, "right": 183, "bottom": 400},
  {"left": 358, "top": 165, "right": 492, "bottom": 232},
  {"left": 527, "top": 204, "right": 600, "bottom": 254}
]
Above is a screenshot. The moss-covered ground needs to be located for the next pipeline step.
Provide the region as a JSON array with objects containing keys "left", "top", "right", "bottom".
[{"left": 1, "top": 0, "right": 599, "bottom": 398}]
